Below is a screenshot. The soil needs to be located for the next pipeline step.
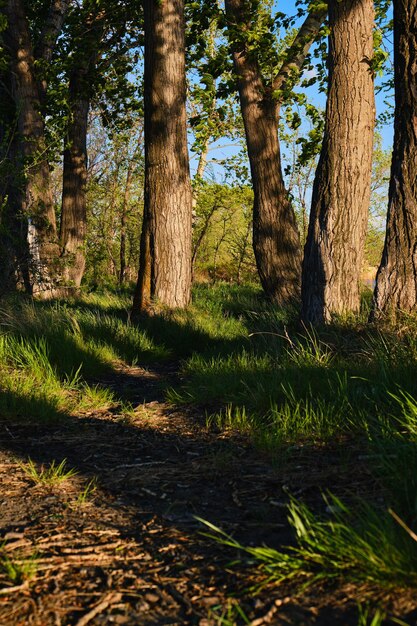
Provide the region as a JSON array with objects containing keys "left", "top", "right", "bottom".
[{"left": 0, "top": 363, "right": 416, "bottom": 625}]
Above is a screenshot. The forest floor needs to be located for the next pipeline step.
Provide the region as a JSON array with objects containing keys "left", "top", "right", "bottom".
[
  {"left": 0, "top": 360, "right": 415, "bottom": 626},
  {"left": 0, "top": 286, "right": 417, "bottom": 625}
]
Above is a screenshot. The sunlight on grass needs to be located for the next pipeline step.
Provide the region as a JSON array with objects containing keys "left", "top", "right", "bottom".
[
  {"left": 20, "top": 458, "right": 78, "bottom": 486},
  {"left": 0, "top": 294, "right": 170, "bottom": 420},
  {"left": 1, "top": 284, "right": 417, "bottom": 601}
]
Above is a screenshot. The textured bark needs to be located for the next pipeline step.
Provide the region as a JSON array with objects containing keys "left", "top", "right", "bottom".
[
  {"left": 34, "top": 0, "right": 71, "bottom": 63},
  {"left": 224, "top": 0, "right": 326, "bottom": 305},
  {"left": 59, "top": 69, "right": 89, "bottom": 288},
  {"left": 372, "top": 0, "right": 417, "bottom": 318},
  {"left": 133, "top": 0, "right": 193, "bottom": 313},
  {"left": 60, "top": 7, "right": 105, "bottom": 290},
  {"left": 4, "top": 0, "right": 61, "bottom": 296},
  {"left": 302, "top": 0, "right": 375, "bottom": 324}
]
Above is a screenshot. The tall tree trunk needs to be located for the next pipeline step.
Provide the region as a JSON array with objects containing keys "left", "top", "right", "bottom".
[
  {"left": 119, "top": 161, "right": 133, "bottom": 285},
  {"left": 4, "top": 0, "right": 61, "bottom": 296},
  {"left": 0, "top": 72, "right": 25, "bottom": 292},
  {"left": 302, "top": 0, "right": 375, "bottom": 324},
  {"left": 372, "top": 0, "right": 417, "bottom": 318},
  {"left": 133, "top": 0, "right": 193, "bottom": 314},
  {"left": 224, "top": 0, "right": 326, "bottom": 305},
  {"left": 60, "top": 68, "right": 89, "bottom": 289}
]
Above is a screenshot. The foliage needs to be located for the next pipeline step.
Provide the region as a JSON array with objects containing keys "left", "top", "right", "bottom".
[
  {"left": 193, "top": 182, "right": 256, "bottom": 283},
  {"left": 85, "top": 115, "right": 144, "bottom": 287}
]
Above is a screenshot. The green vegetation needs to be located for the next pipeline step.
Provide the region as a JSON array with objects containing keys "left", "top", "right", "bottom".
[
  {"left": 1, "top": 284, "right": 417, "bottom": 610},
  {"left": 0, "top": 550, "right": 38, "bottom": 586},
  {"left": 20, "top": 459, "right": 78, "bottom": 486},
  {"left": 167, "top": 284, "right": 417, "bottom": 597},
  {"left": 0, "top": 293, "right": 167, "bottom": 422}
]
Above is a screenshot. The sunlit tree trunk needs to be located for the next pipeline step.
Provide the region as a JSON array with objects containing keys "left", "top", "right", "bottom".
[
  {"left": 302, "top": 0, "right": 375, "bottom": 324},
  {"left": 133, "top": 0, "right": 193, "bottom": 314},
  {"left": 372, "top": 0, "right": 417, "bottom": 318}
]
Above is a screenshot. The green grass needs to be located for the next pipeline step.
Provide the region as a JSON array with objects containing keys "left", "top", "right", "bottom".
[
  {"left": 200, "top": 491, "right": 417, "bottom": 589},
  {"left": 2, "top": 284, "right": 417, "bottom": 603},
  {"left": 0, "top": 293, "right": 173, "bottom": 422},
  {"left": 196, "top": 339, "right": 417, "bottom": 596},
  {"left": 0, "top": 550, "right": 38, "bottom": 586},
  {"left": 20, "top": 458, "right": 78, "bottom": 486}
]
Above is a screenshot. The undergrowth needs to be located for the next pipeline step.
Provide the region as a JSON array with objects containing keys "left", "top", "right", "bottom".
[{"left": 1, "top": 284, "right": 417, "bottom": 607}]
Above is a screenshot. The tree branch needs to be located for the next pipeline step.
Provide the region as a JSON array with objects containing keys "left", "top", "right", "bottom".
[
  {"left": 34, "top": 0, "right": 71, "bottom": 63},
  {"left": 273, "top": 3, "right": 327, "bottom": 94}
]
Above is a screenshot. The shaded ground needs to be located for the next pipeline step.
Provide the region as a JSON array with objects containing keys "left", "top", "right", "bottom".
[{"left": 0, "top": 363, "right": 416, "bottom": 625}]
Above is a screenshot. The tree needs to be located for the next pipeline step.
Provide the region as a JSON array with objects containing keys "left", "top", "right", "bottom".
[
  {"left": 364, "top": 133, "right": 391, "bottom": 271},
  {"left": 371, "top": 0, "right": 417, "bottom": 318},
  {"left": 301, "top": 0, "right": 375, "bottom": 324},
  {"left": 133, "top": 0, "right": 193, "bottom": 313},
  {"left": 224, "top": 0, "right": 327, "bottom": 305},
  {"left": 84, "top": 115, "right": 144, "bottom": 288},
  {"left": 59, "top": 4, "right": 105, "bottom": 288},
  {"left": 2, "top": 0, "right": 69, "bottom": 295}
]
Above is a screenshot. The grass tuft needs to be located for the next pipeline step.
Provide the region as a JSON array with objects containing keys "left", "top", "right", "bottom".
[
  {"left": 0, "top": 550, "right": 38, "bottom": 586},
  {"left": 20, "top": 458, "right": 78, "bottom": 486}
]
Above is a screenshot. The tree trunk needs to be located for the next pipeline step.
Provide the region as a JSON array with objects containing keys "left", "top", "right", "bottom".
[
  {"left": 119, "top": 161, "right": 133, "bottom": 285},
  {"left": 133, "top": 0, "right": 193, "bottom": 314},
  {"left": 0, "top": 72, "right": 25, "bottom": 292},
  {"left": 239, "top": 91, "right": 301, "bottom": 305},
  {"left": 302, "top": 0, "right": 375, "bottom": 324},
  {"left": 4, "top": 0, "right": 61, "bottom": 296},
  {"left": 371, "top": 0, "right": 417, "bottom": 318},
  {"left": 224, "top": 0, "right": 326, "bottom": 305},
  {"left": 60, "top": 68, "right": 89, "bottom": 289},
  {"left": 132, "top": 204, "right": 152, "bottom": 313}
]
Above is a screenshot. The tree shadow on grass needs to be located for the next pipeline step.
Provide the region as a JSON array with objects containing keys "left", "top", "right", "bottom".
[{"left": 0, "top": 384, "right": 416, "bottom": 624}]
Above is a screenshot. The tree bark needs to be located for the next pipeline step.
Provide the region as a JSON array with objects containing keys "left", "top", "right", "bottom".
[
  {"left": 224, "top": 0, "right": 326, "bottom": 305},
  {"left": 4, "top": 0, "right": 62, "bottom": 296},
  {"left": 59, "top": 68, "right": 89, "bottom": 288},
  {"left": 302, "top": 0, "right": 375, "bottom": 324},
  {"left": 371, "top": 0, "right": 417, "bottom": 318},
  {"left": 0, "top": 71, "right": 24, "bottom": 292},
  {"left": 133, "top": 0, "right": 193, "bottom": 313}
]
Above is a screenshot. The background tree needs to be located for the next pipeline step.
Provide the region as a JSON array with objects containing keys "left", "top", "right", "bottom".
[
  {"left": 364, "top": 133, "right": 391, "bottom": 272},
  {"left": 1, "top": 0, "right": 70, "bottom": 295},
  {"left": 56, "top": 0, "right": 141, "bottom": 288},
  {"left": 302, "top": 0, "right": 376, "bottom": 324},
  {"left": 192, "top": 182, "right": 256, "bottom": 283},
  {"left": 224, "top": 0, "right": 327, "bottom": 305},
  {"left": 84, "top": 115, "right": 144, "bottom": 288}
]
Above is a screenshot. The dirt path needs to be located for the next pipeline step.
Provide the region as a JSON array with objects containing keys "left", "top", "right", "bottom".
[{"left": 0, "top": 364, "right": 414, "bottom": 625}]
